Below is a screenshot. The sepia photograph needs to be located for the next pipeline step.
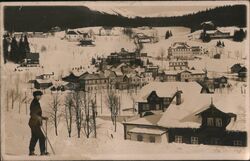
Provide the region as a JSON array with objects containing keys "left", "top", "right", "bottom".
[{"left": 0, "top": 1, "right": 249, "bottom": 160}]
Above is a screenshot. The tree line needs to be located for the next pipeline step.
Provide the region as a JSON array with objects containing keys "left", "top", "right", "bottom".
[
  {"left": 3, "top": 34, "right": 30, "bottom": 64},
  {"left": 4, "top": 5, "right": 246, "bottom": 32}
]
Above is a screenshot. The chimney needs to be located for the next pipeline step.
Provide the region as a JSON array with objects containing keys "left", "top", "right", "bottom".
[{"left": 176, "top": 90, "right": 182, "bottom": 105}]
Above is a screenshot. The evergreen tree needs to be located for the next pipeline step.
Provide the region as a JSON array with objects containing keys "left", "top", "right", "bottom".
[
  {"left": 169, "top": 30, "right": 173, "bottom": 37},
  {"left": 165, "top": 30, "right": 169, "bottom": 39},
  {"left": 233, "top": 28, "right": 245, "bottom": 42},
  {"left": 91, "top": 57, "right": 96, "bottom": 65},
  {"left": 222, "top": 41, "right": 225, "bottom": 47},
  {"left": 3, "top": 36, "right": 9, "bottom": 64},
  {"left": 10, "top": 37, "right": 19, "bottom": 63},
  {"left": 24, "top": 35, "right": 30, "bottom": 53},
  {"left": 202, "top": 33, "right": 211, "bottom": 42},
  {"left": 19, "top": 35, "right": 26, "bottom": 61},
  {"left": 217, "top": 40, "right": 221, "bottom": 47}
]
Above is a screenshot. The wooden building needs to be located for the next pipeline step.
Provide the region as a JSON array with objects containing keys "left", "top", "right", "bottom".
[
  {"left": 123, "top": 93, "right": 247, "bottom": 147},
  {"left": 136, "top": 82, "right": 203, "bottom": 117}
]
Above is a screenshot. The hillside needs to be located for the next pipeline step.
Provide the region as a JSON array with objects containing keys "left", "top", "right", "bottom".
[{"left": 4, "top": 5, "right": 247, "bottom": 32}]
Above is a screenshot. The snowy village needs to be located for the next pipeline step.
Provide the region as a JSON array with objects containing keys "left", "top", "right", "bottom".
[{"left": 1, "top": 2, "right": 249, "bottom": 160}]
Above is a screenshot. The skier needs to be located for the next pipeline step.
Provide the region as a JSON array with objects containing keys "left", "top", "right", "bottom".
[{"left": 28, "top": 91, "right": 49, "bottom": 156}]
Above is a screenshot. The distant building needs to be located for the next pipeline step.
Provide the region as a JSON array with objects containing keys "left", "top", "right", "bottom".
[
  {"left": 136, "top": 82, "right": 202, "bottom": 116},
  {"left": 144, "top": 65, "right": 159, "bottom": 79},
  {"left": 169, "top": 60, "right": 188, "bottom": 70},
  {"left": 99, "top": 27, "right": 113, "bottom": 36},
  {"left": 65, "top": 30, "right": 81, "bottom": 41},
  {"left": 168, "top": 42, "right": 195, "bottom": 60},
  {"left": 106, "top": 48, "right": 142, "bottom": 65},
  {"left": 79, "top": 72, "right": 109, "bottom": 91},
  {"left": 62, "top": 72, "right": 80, "bottom": 83},
  {"left": 36, "top": 72, "right": 54, "bottom": 80},
  {"left": 191, "top": 46, "right": 202, "bottom": 55},
  {"left": 238, "top": 67, "right": 247, "bottom": 80},
  {"left": 116, "top": 75, "right": 130, "bottom": 90},
  {"left": 205, "top": 29, "right": 231, "bottom": 39},
  {"left": 162, "top": 69, "right": 206, "bottom": 82},
  {"left": 21, "top": 52, "right": 40, "bottom": 67},
  {"left": 34, "top": 79, "right": 53, "bottom": 89},
  {"left": 134, "top": 33, "right": 153, "bottom": 44},
  {"left": 62, "top": 82, "right": 80, "bottom": 91},
  {"left": 213, "top": 76, "right": 228, "bottom": 88}
]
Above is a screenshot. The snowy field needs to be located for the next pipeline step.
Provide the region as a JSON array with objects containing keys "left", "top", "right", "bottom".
[
  {"left": 2, "top": 108, "right": 249, "bottom": 160},
  {"left": 1, "top": 26, "right": 249, "bottom": 160}
]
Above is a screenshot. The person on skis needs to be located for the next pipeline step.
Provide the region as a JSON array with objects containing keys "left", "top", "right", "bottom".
[{"left": 28, "top": 91, "right": 49, "bottom": 156}]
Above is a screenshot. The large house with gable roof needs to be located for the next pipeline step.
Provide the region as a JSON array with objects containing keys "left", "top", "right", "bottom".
[{"left": 123, "top": 85, "right": 247, "bottom": 147}]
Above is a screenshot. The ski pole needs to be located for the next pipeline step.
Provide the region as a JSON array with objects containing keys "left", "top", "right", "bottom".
[
  {"left": 45, "top": 120, "right": 48, "bottom": 153},
  {"left": 41, "top": 125, "right": 55, "bottom": 154}
]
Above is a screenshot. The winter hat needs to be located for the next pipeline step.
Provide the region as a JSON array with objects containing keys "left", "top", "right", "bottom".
[{"left": 33, "top": 91, "right": 43, "bottom": 97}]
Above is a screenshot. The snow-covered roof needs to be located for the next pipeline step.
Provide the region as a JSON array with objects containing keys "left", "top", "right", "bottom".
[
  {"left": 113, "top": 69, "right": 123, "bottom": 76},
  {"left": 125, "top": 113, "right": 163, "bottom": 126},
  {"left": 79, "top": 72, "right": 106, "bottom": 80},
  {"left": 217, "top": 26, "right": 241, "bottom": 36},
  {"left": 35, "top": 79, "right": 52, "bottom": 84},
  {"left": 66, "top": 30, "right": 78, "bottom": 35},
  {"left": 201, "top": 21, "right": 214, "bottom": 26},
  {"left": 128, "top": 127, "right": 166, "bottom": 135},
  {"left": 206, "top": 29, "right": 230, "bottom": 35},
  {"left": 171, "top": 42, "right": 190, "bottom": 49},
  {"left": 164, "top": 69, "right": 205, "bottom": 75},
  {"left": 205, "top": 30, "right": 218, "bottom": 34},
  {"left": 157, "top": 93, "right": 246, "bottom": 131},
  {"left": 137, "top": 82, "right": 202, "bottom": 102}
]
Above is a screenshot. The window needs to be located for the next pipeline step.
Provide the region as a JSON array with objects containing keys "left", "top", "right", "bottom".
[
  {"left": 207, "top": 117, "right": 214, "bottom": 126},
  {"left": 137, "top": 135, "right": 143, "bottom": 141},
  {"left": 211, "top": 138, "right": 220, "bottom": 145},
  {"left": 233, "top": 140, "right": 242, "bottom": 146},
  {"left": 175, "top": 135, "right": 182, "bottom": 143},
  {"left": 215, "top": 118, "right": 223, "bottom": 127},
  {"left": 191, "top": 137, "right": 199, "bottom": 144},
  {"left": 149, "top": 136, "right": 155, "bottom": 143}
]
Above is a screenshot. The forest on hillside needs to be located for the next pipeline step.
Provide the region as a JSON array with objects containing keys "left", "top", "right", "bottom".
[{"left": 4, "top": 5, "right": 247, "bottom": 32}]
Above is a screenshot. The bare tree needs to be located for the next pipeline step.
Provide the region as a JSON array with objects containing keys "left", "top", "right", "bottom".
[
  {"left": 64, "top": 93, "right": 74, "bottom": 137},
  {"left": 82, "top": 92, "right": 95, "bottom": 138},
  {"left": 48, "top": 93, "right": 61, "bottom": 136},
  {"left": 10, "top": 75, "right": 21, "bottom": 110},
  {"left": 6, "top": 90, "right": 10, "bottom": 112},
  {"left": 91, "top": 100, "right": 97, "bottom": 138},
  {"left": 106, "top": 91, "right": 119, "bottom": 132},
  {"left": 72, "top": 91, "right": 83, "bottom": 138},
  {"left": 10, "top": 88, "right": 19, "bottom": 110},
  {"left": 18, "top": 92, "right": 27, "bottom": 114},
  {"left": 159, "top": 48, "right": 165, "bottom": 69}
]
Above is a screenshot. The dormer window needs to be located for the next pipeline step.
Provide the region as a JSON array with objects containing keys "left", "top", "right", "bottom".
[
  {"left": 207, "top": 117, "right": 214, "bottom": 126},
  {"left": 215, "top": 118, "right": 223, "bottom": 127}
]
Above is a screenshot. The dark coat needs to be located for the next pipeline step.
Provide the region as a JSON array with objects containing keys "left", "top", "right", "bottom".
[{"left": 28, "top": 99, "right": 43, "bottom": 127}]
